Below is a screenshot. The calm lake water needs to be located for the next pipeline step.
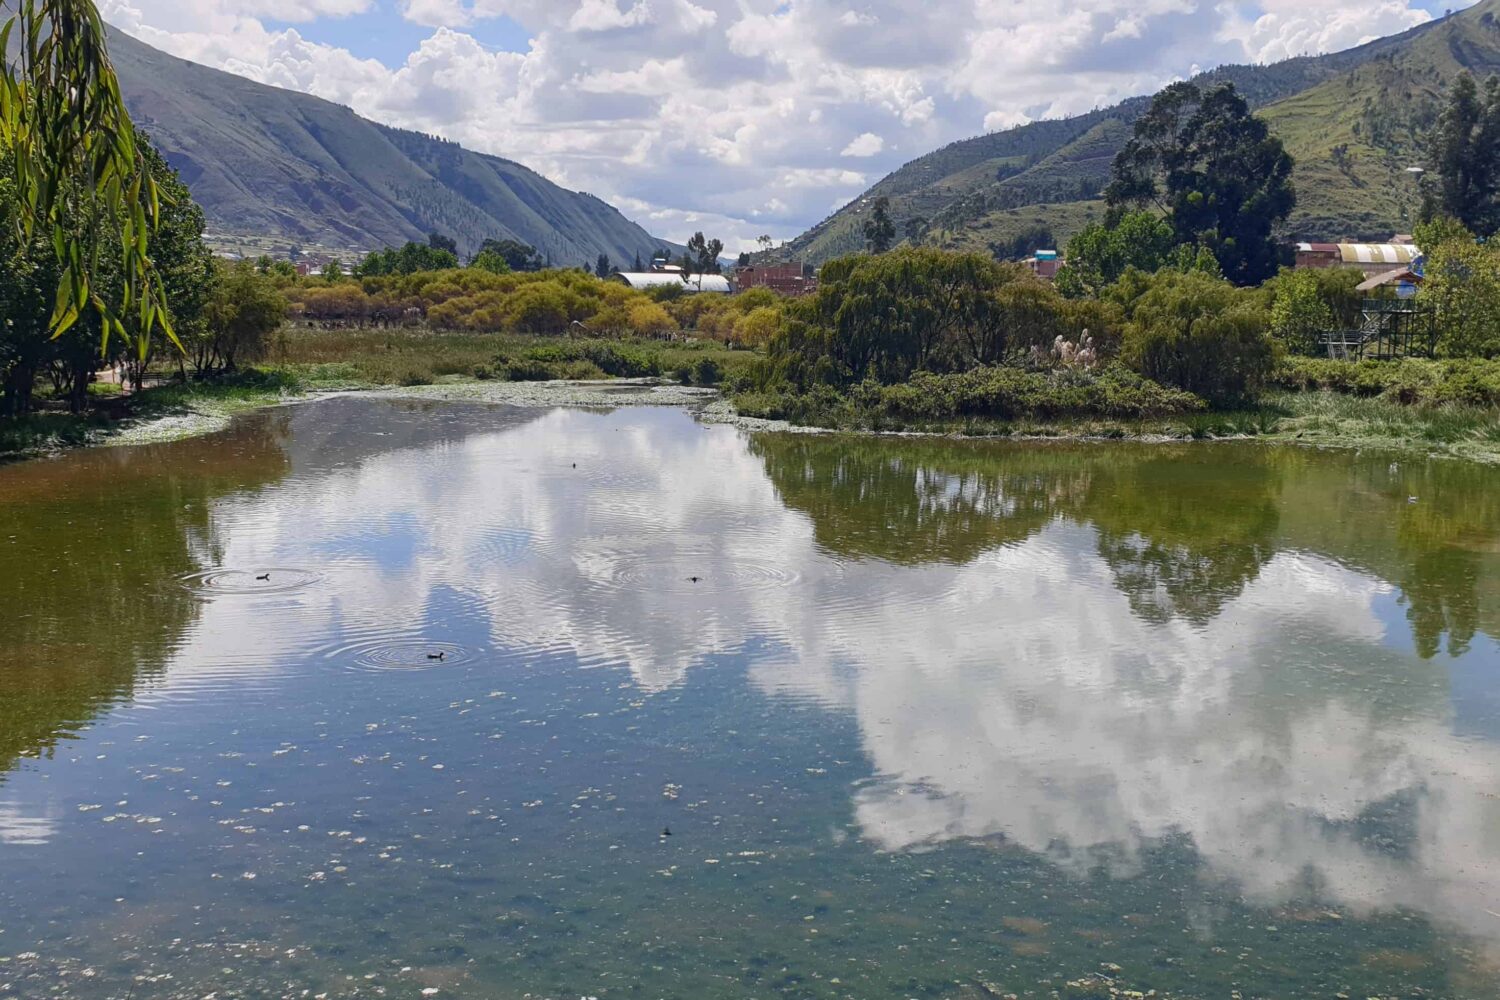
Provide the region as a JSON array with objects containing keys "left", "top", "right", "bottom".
[{"left": 2, "top": 396, "right": 1500, "bottom": 999}]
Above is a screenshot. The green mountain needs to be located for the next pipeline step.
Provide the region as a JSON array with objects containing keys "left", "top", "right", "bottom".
[
  {"left": 780, "top": 1, "right": 1500, "bottom": 264},
  {"left": 107, "top": 29, "right": 674, "bottom": 264}
]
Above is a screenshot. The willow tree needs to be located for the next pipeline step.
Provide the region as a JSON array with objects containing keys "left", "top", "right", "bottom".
[{"left": 0, "top": 0, "right": 175, "bottom": 356}]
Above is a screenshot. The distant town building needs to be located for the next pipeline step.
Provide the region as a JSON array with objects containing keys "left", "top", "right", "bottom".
[
  {"left": 1294, "top": 242, "right": 1422, "bottom": 276},
  {"left": 1023, "top": 250, "right": 1062, "bottom": 281},
  {"left": 610, "top": 272, "right": 733, "bottom": 295},
  {"left": 733, "top": 262, "right": 818, "bottom": 297}
]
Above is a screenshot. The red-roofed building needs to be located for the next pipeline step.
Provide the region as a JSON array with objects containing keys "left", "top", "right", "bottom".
[{"left": 733, "top": 263, "right": 818, "bottom": 297}]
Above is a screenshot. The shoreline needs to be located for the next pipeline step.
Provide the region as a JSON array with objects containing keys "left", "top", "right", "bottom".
[{"left": 4, "top": 377, "right": 1498, "bottom": 466}]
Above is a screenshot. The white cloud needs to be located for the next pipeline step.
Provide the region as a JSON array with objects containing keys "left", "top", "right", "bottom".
[
  {"left": 102, "top": 0, "right": 1462, "bottom": 246},
  {"left": 841, "top": 131, "right": 885, "bottom": 157},
  {"left": 400, "top": 0, "right": 475, "bottom": 28}
]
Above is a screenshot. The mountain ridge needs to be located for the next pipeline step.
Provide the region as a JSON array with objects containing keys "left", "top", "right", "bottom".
[
  {"left": 107, "top": 28, "right": 676, "bottom": 265},
  {"left": 777, "top": 3, "right": 1500, "bottom": 265}
]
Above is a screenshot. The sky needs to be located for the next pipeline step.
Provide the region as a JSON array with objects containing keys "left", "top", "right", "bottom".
[{"left": 100, "top": 0, "right": 1474, "bottom": 250}]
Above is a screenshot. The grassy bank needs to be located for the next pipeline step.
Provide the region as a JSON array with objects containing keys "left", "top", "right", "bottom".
[
  {"left": 730, "top": 376, "right": 1500, "bottom": 462},
  {"left": 0, "top": 370, "right": 311, "bottom": 461},
  {"left": 6, "top": 330, "right": 1500, "bottom": 465},
  {"left": 0, "top": 330, "right": 754, "bottom": 461}
]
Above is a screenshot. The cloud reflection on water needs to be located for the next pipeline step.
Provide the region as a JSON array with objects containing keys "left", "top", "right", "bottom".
[{"left": 144, "top": 400, "right": 1500, "bottom": 949}]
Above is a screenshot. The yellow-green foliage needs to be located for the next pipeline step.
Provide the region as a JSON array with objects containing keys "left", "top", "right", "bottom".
[
  {"left": 283, "top": 266, "right": 789, "bottom": 340},
  {"left": 665, "top": 285, "right": 787, "bottom": 346},
  {"left": 1419, "top": 227, "right": 1500, "bottom": 359}
]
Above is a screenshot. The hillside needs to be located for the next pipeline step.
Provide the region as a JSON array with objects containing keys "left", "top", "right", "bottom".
[
  {"left": 106, "top": 29, "right": 674, "bottom": 264},
  {"left": 778, "top": 2, "right": 1500, "bottom": 264}
]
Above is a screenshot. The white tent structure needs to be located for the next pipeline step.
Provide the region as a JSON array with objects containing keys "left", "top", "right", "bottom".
[{"left": 611, "top": 272, "right": 732, "bottom": 295}]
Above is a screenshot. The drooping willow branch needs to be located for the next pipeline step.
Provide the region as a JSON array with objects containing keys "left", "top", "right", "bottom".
[{"left": 0, "top": 0, "right": 177, "bottom": 356}]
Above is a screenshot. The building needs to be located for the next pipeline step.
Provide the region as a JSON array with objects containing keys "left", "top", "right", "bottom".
[
  {"left": 1356, "top": 267, "right": 1423, "bottom": 299},
  {"left": 733, "top": 263, "right": 818, "bottom": 297},
  {"left": 610, "top": 272, "right": 733, "bottom": 295},
  {"left": 1294, "top": 242, "right": 1422, "bottom": 276},
  {"left": 1023, "top": 250, "right": 1063, "bottom": 281}
]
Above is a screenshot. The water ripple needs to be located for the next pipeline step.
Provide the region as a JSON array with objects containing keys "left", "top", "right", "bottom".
[
  {"left": 178, "top": 567, "right": 324, "bottom": 596},
  {"left": 323, "top": 637, "right": 477, "bottom": 673}
]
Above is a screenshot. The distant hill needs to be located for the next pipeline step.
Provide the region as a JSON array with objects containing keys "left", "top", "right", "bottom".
[
  {"left": 107, "top": 29, "right": 675, "bottom": 264},
  {"left": 777, "top": 0, "right": 1500, "bottom": 264}
]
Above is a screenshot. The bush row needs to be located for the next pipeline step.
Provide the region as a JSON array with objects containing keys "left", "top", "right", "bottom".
[
  {"left": 285, "top": 268, "right": 787, "bottom": 345},
  {"left": 1272, "top": 357, "right": 1500, "bottom": 407},
  {"left": 733, "top": 364, "right": 1206, "bottom": 426},
  {"left": 872, "top": 365, "right": 1206, "bottom": 421},
  {"left": 474, "top": 341, "right": 727, "bottom": 386}
]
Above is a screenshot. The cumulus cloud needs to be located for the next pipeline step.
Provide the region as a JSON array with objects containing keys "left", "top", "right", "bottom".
[
  {"left": 841, "top": 132, "right": 885, "bottom": 157},
  {"left": 102, "top": 0, "right": 1464, "bottom": 247}
]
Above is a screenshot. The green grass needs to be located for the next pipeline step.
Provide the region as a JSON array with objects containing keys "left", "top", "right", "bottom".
[
  {"left": 732, "top": 379, "right": 1500, "bottom": 462},
  {"left": 1264, "top": 390, "right": 1500, "bottom": 459},
  {"left": 0, "top": 412, "right": 111, "bottom": 460}
]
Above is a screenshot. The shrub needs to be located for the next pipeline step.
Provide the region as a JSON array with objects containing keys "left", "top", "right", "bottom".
[
  {"left": 1120, "top": 270, "right": 1277, "bottom": 404},
  {"left": 1272, "top": 357, "right": 1500, "bottom": 407},
  {"left": 733, "top": 306, "right": 781, "bottom": 348},
  {"left": 873, "top": 364, "right": 1205, "bottom": 421},
  {"left": 627, "top": 300, "right": 675, "bottom": 337},
  {"left": 692, "top": 358, "right": 722, "bottom": 386},
  {"left": 504, "top": 284, "right": 573, "bottom": 334},
  {"left": 1268, "top": 268, "right": 1335, "bottom": 355}
]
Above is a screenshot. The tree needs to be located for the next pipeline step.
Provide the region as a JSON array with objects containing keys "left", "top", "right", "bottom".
[
  {"left": 1055, "top": 212, "right": 1200, "bottom": 298},
  {"left": 1423, "top": 73, "right": 1500, "bottom": 236},
  {"left": 321, "top": 260, "right": 345, "bottom": 284},
  {"left": 470, "top": 249, "right": 511, "bottom": 275},
  {"left": 476, "top": 238, "right": 542, "bottom": 272},
  {"left": 0, "top": 169, "right": 61, "bottom": 415},
  {"left": 775, "top": 247, "right": 1020, "bottom": 382},
  {"left": 686, "top": 232, "right": 724, "bottom": 274},
  {"left": 757, "top": 235, "right": 774, "bottom": 253},
  {"left": 903, "top": 216, "right": 927, "bottom": 244},
  {"left": 1268, "top": 269, "right": 1335, "bottom": 355},
  {"left": 595, "top": 253, "right": 612, "bottom": 278},
  {"left": 1, "top": 125, "right": 210, "bottom": 412},
  {"left": 355, "top": 241, "right": 459, "bottom": 277},
  {"left": 428, "top": 232, "right": 458, "bottom": 256},
  {"left": 633, "top": 252, "right": 643, "bottom": 271},
  {"left": 197, "top": 260, "right": 286, "bottom": 372},
  {"left": 1418, "top": 220, "right": 1500, "bottom": 358},
  {"left": 1106, "top": 82, "right": 1294, "bottom": 286},
  {"left": 117, "top": 131, "right": 213, "bottom": 392},
  {"left": 863, "top": 197, "right": 896, "bottom": 254},
  {"left": 0, "top": 0, "right": 177, "bottom": 353},
  {"left": 1119, "top": 269, "right": 1277, "bottom": 403},
  {"left": 736, "top": 251, "right": 752, "bottom": 267}
]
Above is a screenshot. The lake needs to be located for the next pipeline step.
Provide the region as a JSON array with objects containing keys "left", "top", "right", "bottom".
[{"left": 2, "top": 396, "right": 1499, "bottom": 999}]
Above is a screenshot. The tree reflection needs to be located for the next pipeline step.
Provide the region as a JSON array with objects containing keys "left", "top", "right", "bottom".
[
  {"left": 1083, "top": 450, "right": 1281, "bottom": 625},
  {"left": 753, "top": 433, "right": 1500, "bottom": 655},
  {"left": 751, "top": 435, "right": 1094, "bottom": 565},
  {"left": 0, "top": 415, "right": 290, "bottom": 774}
]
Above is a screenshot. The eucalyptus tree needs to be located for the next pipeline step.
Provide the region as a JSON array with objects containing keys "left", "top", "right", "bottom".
[
  {"left": 1106, "top": 82, "right": 1294, "bottom": 286},
  {"left": 862, "top": 197, "right": 896, "bottom": 254}
]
